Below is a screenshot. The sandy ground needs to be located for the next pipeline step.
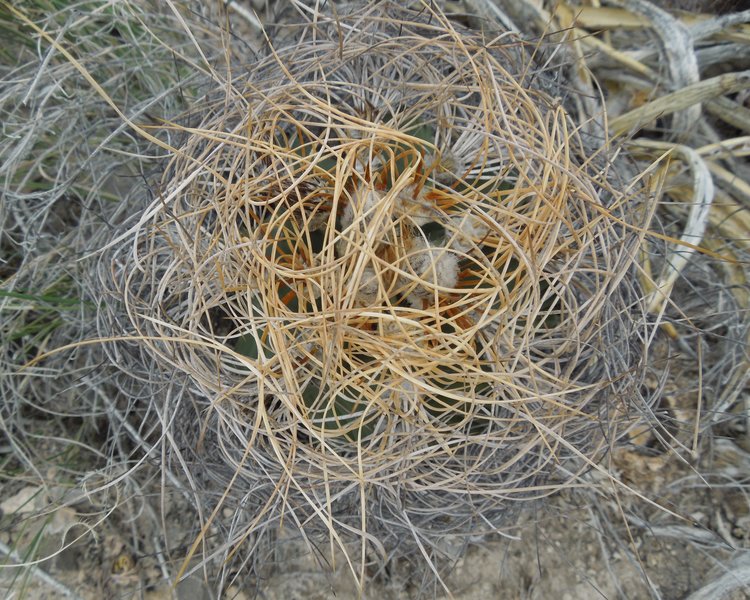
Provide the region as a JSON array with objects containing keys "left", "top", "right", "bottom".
[{"left": 2, "top": 429, "right": 749, "bottom": 599}]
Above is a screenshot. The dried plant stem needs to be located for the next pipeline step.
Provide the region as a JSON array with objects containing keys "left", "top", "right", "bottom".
[
  {"left": 627, "top": 140, "right": 714, "bottom": 313},
  {"left": 610, "top": 70, "right": 750, "bottom": 136}
]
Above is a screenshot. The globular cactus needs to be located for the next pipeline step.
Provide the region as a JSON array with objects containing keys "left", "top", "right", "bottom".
[{"left": 106, "top": 2, "right": 654, "bottom": 589}]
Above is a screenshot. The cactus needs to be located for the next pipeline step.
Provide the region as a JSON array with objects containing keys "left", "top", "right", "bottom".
[{"left": 105, "top": 2, "right": 652, "bottom": 588}]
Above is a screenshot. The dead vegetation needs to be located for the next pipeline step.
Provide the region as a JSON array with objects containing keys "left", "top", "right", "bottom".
[{"left": 0, "top": 1, "right": 748, "bottom": 599}]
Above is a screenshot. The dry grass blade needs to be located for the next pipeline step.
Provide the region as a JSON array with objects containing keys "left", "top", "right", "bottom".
[
  {"left": 687, "top": 553, "right": 750, "bottom": 600},
  {"left": 705, "top": 96, "right": 750, "bottom": 134},
  {"left": 617, "top": 0, "right": 701, "bottom": 139},
  {"left": 627, "top": 140, "right": 714, "bottom": 313},
  {"left": 0, "top": 540, "right": 83, "bottom": 599}
]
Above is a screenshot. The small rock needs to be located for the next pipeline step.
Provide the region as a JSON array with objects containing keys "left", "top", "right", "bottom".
[{"left": 0, "top": 486, "right": 42, "bottom": 515}]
